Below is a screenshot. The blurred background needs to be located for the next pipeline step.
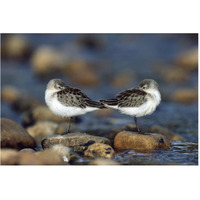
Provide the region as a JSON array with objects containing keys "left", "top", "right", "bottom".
[{"left": 1, "top": 34, "right": 198, "bottom": 164}]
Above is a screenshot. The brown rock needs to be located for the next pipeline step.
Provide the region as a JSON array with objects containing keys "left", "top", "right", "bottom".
[
  {"left": 31, "top": 46, "right": 64, "bottom": 77},
  {"left": 26, "top": 121, "right": 59, "bottom": 145},
  {"left": 50, "top": 144, "right": 79, "bottom": 162},
  {"left": 23, "top": 106, "right": 68, "bottom": 125},
  {"left": 111, "top": 70, "right": 136, "bottom": 88},
  {"left": 176, "top": 48, "right": 198, "bottom": 71},
  {"left": 1, "top": 34, "right": 31, "bottom": 60},
  {"left": 64, "top": 60, "right": 100, "bottom": 87},
  {"left": 114, "top": 131, "right": 171, "bottom": 150},
  {"left": 89, "top": 158, "right": 119, "bottom": 165},
  {"left": 84, "top": 143, "right": 115, "bottom": 159},
  {"left": 35, "top": 149, "right": 64, "bottom": 165},
  {"left": 41, "top": 133, "right": 111, "bottom": 152},
  {"left": 149, "top": 125, "right": 184, "bottom": 141},
  {"left": 1, "top": 149, "right": 19, "bottom": 165},
  {"left": 1, "top": 86, "right": 20, "bottom": 104},
  {"left": 1, "top": 118, "right": 36, "bottom": 150},
  {"left": 171, "top": 89, "right": 198, "bottom": 104},
  {"left": 17, "top": 152, "right": 42, "bottom": 165}
]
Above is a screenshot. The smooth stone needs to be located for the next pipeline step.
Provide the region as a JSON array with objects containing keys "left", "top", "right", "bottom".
[
  {"left": 31, "top": 46, "right": 64, "bottom": 77},
  {"left": 41, "top": 132, "right": 111, "bottom": 152},
  {"left": 149, "top": 125, "right": 184, "bottom": 141},
  {"left": 114, "top": 131, "right": 171, "bottom": 150},
  {"left": 1, "top": 86, "right": 20, "bottom": 104},
  {"left": 26, "top": 121, "right": 59, "bottom": 145},
  {"left": 1, "top": 118, "right": 36, "bottom": 150},
  {"left": 20, "top": 148, "right": 35, "bottom": 153},
  {"left": 84, "top": 143, "right": 115, "bottom": 159},
  {"left": 89, "top": 158, "right": 119, "bottom": 165},
  {"left": 1, "top": 149, "right": 19, "bottom": 165},
  {"left": 23, "top": 106, "right": 68, "bottom": 125},
  {"left": 50, "top": 144, "right": 79, "bottom": 162},
  {"left": 171, "top": 89, "right": 198, "bottom": 104}
]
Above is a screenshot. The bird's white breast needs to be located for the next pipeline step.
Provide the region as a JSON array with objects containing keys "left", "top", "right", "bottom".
[
  {"left": 107, "top": 89, "right": 161, "bottom": 118},
  {"left": 45, "top": 89, "right": 98, "bottom": 117}
]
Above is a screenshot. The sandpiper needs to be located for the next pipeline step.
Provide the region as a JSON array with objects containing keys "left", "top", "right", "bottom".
[
  {"left": 100, "top": 79, "right": 161, "bottom": 133},
  {"left": 45, "top": 79, "right": 105, "bottom": 134}
]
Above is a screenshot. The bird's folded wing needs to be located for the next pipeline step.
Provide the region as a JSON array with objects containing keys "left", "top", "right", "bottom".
[
  {"left": 57, "top": 88, "right": 104, "bottom": 108},
  {"left": 117, "top": 88, "right": 147, "bottom": 107}
]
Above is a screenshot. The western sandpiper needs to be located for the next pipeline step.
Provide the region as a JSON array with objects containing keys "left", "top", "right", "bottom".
[
  {"left": 100, "top": 79, "right": 161, "bottom": 133},
  {"left": 45, "top": 79, "right": 105, "bottom": 134}
]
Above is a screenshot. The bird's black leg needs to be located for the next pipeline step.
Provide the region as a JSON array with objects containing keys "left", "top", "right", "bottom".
[
  {"left": 134, "top": 116, "right": 144, "bottom": 134},
  {"left": 61, "top": 117, "right": 72, "bottom": 135}
]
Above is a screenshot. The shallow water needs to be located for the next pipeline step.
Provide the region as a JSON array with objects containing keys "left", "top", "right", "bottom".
[{"left": 1, "top": 34, "right": 198, "bottom": 165}]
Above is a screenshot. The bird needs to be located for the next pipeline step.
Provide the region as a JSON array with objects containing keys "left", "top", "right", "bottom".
[
  {"left": 100, "top": 79, "right": 161, "bottom": 134},
  {"left": 45, "top": 79, "right": 105, "bottom": 134}
]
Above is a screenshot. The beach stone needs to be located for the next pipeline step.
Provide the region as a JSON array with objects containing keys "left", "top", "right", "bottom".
[
  {"left": 149, "top": 125, "right": 184, "bottom": 141},
  {"left": 20, "top": 148, "right": 35, "bottom": 153},
  {"left": 50, "top": 144, "right": 79, "bottom": 162},
  {"left": 89, "top": 158, "right": 119, "bottom": 165},
  {"left": 35, "top": 149, "right": 64, "bottom": 165},
  {"left": 41, "top": 133, "right": 111, "bottom": 152},
  {"left": 17, "top": 152, "right": 43, "bottom": 165},
  {"left": 64, "top": 60, "right": 100, "bottom": 87},
  {"left": 26, "top": 121, "right": 59, "bottom": 145},
  {"left": 11, "top": 95, "right": 41, "bottom": 113},
  {"left": 84, "top": 143, "right": 115, "bottom": 159},
  {"left": 31, "top": 46, "right": 64, "bottom": 77},
  {"left": 1, "top": 34, "right": 32, "bottom": 60},
  {"left": 1, "top": 118, "right": 36, "bottom": 150},
  {"left": 114, "top": 131, "right": 171, "bottom": 150},
  {"left": 1, "top": 86, "right": 20, "bottom": 104},
  {"left": 171, "top": 89, "right": 198, "bottom": 104},
  {"left": 176, "top": 47, "right": 198, "bottom": 71},
  {"left": 1, "top": 149, "right": 19, "bottom": 165},
  {"left": 23, "top": 105, "right": 68, "bottom": 125}
]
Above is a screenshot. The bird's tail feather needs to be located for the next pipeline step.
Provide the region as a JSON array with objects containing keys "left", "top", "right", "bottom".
[
  {"left": 100, "top": 99, "right": 118, "bottom": 106},
  {"left": 86, "top": 100, "right": 106, "bottom": 109}
]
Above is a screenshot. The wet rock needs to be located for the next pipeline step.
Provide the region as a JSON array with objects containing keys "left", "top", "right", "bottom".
[
  {"left": 1, "top": 34, "right": 32, "bottom": 60},
  {"left": 149, "top": 125, "right": 184, "bottom": 141},
  {"left": 64, "top": 60, "right": 100, "bottom": 87},
  {"left": 1, "top": 86, "right": 20, "bottom": 104},
  {"left": 114, "top": 131, "right": 171, "bottom": 150},
  {"left": 176, "top": 47, "right": 198, "bottom": 71},
  {"left": 23, "top": 106, "right": 68, "bottom": 125},
  {"left": 171, "top": 88, "right": 198, "bottom": 104},
  {"left": 11, "top": 95, "right": 41, "bottom": 113},
  {"left": 50, "top": 144, "right": 79, "bottom": 162},
  {"left": 41, "top": 133, "right": 111, "bottom": 152},
  {"left": 31, "top": 46, "right": 64, "bottom": 77},
  {"left": 35, "top": 149, "right": 64, "bottom": 165},
  {"left": 89, "top": 158, "right": 119, "bottom": 165},
  {"left": 84, "top": 143, "right": 115, "bottom": 159},
  {"left": 111, "top": 70, "right": 136, "bottom": 88},
  {"left": 1, "top": 149, "right": 19, "bottom": 165},
  {"left": 20, "top": 148, "right": 35, "bottom": 153},
  {"left": 26, "top": 121, "right": 59, "bottom": 145},
  {"left": 1, "top": 118, "right": 36, "bottom": 150},
  {"left": 160, "top": 67, "right": 189, "bottom": 83}
]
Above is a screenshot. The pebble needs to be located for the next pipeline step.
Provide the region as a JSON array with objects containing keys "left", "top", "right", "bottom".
[
  {"left": 23, "top": 106, "right": 68, "bottom": 125},
  {"left": 84, "top": 143, "right": 115, "bottom": 159},
  {"left": 26, "top": 121, "right": 59, "bottom": 145},
  {"left": 1, "top": 86, "right": 20, "bottom": 104},
  {"left": 171, "top": 88, "right": 198, "bottom": 104},
  {"left": 50, "top": 144, "right": 79, "bottom": 162},
  {"left": 1, "top": 118, "right": 36, "bottom": 150},
  {"left": 89, "top": 158, "right": 119, "bottom": 165},
  {"left": 20, "top": 148, "right": 35, "bottom": 153},
  {"left": 64, "top": 60, "right": 100, "bottom": 87},
  {"left": 1, "top": 149, "right": 19, "bottom": 165},
  {"left": 149, "top": 125, "right": 184, "bottom": 141},
  {"left": 41, "top": 132, "right": 111, "bottom": 152},
  {"left": 31, "top": 46, "right": 64, "bottom": 77},
  {"left": 1, "top": 34, "right": 32, "bottom": 60},
  {"left": 176, "top": 47, "right": 198, "bottom": 71},
  {"left": 114, "top": 131, "right": 171, "bottom": 150}
]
